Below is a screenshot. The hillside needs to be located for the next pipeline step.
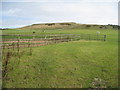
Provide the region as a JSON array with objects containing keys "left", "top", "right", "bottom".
[{"left": 19, "top": 22, "right": 118, "bottom": 30}]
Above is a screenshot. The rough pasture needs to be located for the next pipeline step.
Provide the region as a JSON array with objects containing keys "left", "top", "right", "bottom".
[{"left": 1, "top": 28, "right": 118, "bottom": 88}]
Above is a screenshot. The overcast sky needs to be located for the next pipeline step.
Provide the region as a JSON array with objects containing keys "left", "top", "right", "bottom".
[{"left": 0, "top": 0, "right": 119, "bottom": 28}]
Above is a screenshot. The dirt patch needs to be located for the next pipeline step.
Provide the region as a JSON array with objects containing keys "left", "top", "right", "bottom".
[
  {"left": 2, "top": 40, "right": 45, "bottom": 43},
  {"left": 1, "top": 40, "right": 67, "bottom": 48}
]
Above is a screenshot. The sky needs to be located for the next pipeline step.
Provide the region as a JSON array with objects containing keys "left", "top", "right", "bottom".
[{"left": 0, "top": 0, "right": 119, "bottom": 28}]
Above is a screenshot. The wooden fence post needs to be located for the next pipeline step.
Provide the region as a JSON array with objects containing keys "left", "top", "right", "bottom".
[
  {"left": 33, "top": 32, "right": 35, "bottom": 40},
  {"left": 17, "top": 35, "right": 20, "bottom": 54},
  {"left": 60, "top": 35, "right": 62, "bottom": 42},
  {"left": 104, "top": 35, "right": 106, "bottom": 41},
  {"left": 45, "top": 35, "right": 47, "bottom": 45}
]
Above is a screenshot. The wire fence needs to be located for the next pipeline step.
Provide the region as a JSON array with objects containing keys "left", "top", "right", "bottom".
[{"left": 0, "top": 34, "right": 106, "bottom": 48}]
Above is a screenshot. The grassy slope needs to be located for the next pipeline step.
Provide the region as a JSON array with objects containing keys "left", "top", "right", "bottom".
[{"left": 2, "top": 28, "right": 118, "bottom": 88}]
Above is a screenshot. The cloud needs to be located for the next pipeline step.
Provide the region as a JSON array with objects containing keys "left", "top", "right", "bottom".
[
  {"left": 2, "top": 16, "right": 38, "bottom": 28},
  {"left": 118, "top": 2, "right": 120, "bottom": 26},
  {"left": 1, "top": 0, "right": 120, "bottom": 2},
  {"left": 1, "top": 1, "right": 118, "bottom": 28},
  {"left": 34, "top": 2, "right": 118, "bottom": 24},
  {"left": 2, "top": 8, "right": 21, "bottom": 16}
]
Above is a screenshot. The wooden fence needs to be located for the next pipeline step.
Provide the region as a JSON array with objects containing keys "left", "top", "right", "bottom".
[{"left": 0, "top": 34, "right": 106, "bottom": 48}]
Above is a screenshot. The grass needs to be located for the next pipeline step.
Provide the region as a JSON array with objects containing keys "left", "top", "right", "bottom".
[
  {"left": 1, "top": 28, "right": 117, "bottom": 35},
  {"left": 2, "top": 28, "right": 118, "bottom": 88}
]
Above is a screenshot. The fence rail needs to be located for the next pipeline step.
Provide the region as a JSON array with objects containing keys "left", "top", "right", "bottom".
[{"left": 0, "top": 34, "right": 106, "bottom": 48}]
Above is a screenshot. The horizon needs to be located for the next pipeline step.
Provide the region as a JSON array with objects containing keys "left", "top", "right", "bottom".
[
  {"left": 1, "top": 0, "right": 119, "bottom": 28},
  {"left": 0, "top": 22, "right": 119, "bottom": 29}
]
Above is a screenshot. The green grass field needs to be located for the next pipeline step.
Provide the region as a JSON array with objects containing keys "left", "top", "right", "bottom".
[{"left": 2, "top": 28, "right": 118, "bottom": 88}]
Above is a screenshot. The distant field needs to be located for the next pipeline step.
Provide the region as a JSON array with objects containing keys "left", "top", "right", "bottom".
[
  {"left": 1, "top": 28, "right": 118, "bottom": 88},
  {"left": 1, "top": 28, "right": 118, "bottom": 41},
  {"left": 1, "top": 28, "right": 116, "bottom": 35}
]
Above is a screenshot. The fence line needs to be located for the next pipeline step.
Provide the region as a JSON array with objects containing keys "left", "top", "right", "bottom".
[{"left": 1, "top": 34, "right": 106, "bottom": 48}]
